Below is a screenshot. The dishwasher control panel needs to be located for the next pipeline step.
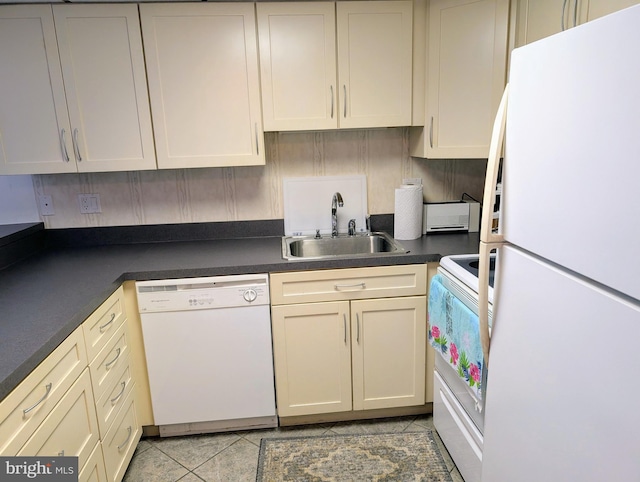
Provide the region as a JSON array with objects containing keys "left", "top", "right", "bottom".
[{"left": 136, "top": 273, "right": 269, "bottom": 312}]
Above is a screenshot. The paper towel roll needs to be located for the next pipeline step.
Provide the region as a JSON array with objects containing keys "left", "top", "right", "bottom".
[{"left": 394, "top": 184, "right": 423, "bottom": 240}]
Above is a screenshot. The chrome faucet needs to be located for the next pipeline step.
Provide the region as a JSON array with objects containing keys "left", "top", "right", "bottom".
[{"left": 331, "top": 192, "right": 344, "bottom": 237}]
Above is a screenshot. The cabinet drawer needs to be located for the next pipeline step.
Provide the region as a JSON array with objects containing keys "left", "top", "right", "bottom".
[
  {"left": 79, "top": 442, "right": 108, "bottom": 482},
  {"left": 95, "top": 354, "right": 134, "bottom": 438},
  {"left": 89, "top": 324, "right": 130, "bottom": 401},
  {"left": 18, "top": 369, "right": 99, "bottom": 470},
  {"left": 102, "top": 388, "right": 140, "bottom": 482},
  {"left": 270, "top": 264, "right": 427, "bottom": 305},
  {"left": 83, "top": 286, "right": 126, "bottom": 362},
  {"left": 0, "top": 327, "right": 87, "bottom": 455}
]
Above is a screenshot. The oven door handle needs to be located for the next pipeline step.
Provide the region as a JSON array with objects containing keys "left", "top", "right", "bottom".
[{"left": 478, "top": 85, "right": 509, "bottom": 368}]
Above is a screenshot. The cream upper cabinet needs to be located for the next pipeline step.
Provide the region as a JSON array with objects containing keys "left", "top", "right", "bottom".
[
  {"left": 257, "top": 2, "right": 337, "bottom": 131},
  {"left": 257, "top": 1, "right": 413, "bottom": 131},
  {"left": 413, "top": 0, "right": 509, "bottom": 159},
  {"left": 514, "top": 0, "right": 640, "bottom": 47},
  {"left": 140, "top": 2, "right": 264, "bottom": 169},
  {"left": 579, "top": 0, "right": 640, "bottom": 22},
  {"left": 513, "top": 0, "right": 567, "bottom": 46},
  {"left": 336, "top": 1, "right": 413, "bottom": 129},
  {"left": 0, "top": 4, "right": 156, "bottom": 175}
]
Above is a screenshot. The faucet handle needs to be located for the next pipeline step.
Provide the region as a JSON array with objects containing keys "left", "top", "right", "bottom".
[
  {"left": 348, "top": 219, "right": 356, "bottom": 236},
  {"left": 315, "top": 229, "right": 321, "bottom": 239}
]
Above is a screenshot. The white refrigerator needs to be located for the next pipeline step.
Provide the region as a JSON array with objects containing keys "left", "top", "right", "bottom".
[{"left": 478, "top": 5, "right": 640, "bottom": 481}]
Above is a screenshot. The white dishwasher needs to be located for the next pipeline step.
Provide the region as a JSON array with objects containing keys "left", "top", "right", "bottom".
[{"left": 136, "top": 273, "right": 277, "bottom": 437}]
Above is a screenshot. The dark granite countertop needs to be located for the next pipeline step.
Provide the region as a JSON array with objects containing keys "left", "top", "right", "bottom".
[{"left": 0, "top": 221, "right": 480, "bottom": 401}]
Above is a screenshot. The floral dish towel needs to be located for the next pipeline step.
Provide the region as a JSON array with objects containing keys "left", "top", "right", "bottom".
[{"left": 428, "top": 274, "right": 484, "bottom": 400}]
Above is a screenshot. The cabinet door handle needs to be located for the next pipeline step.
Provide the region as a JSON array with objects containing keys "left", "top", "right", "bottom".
[
  {"left": 572, "top": 0, "right": 578, "bottom": 28},
  {"left": 429, "top": 117, "right": 434, "bottom": 148},
  {"left": 110, "top": 381, "right": 127, "bottom": 405},
  {"left": 58, "top": 450, "right": 64, "bottom": 456},
  {"left": 23, "top": 383, "right": 52, "bottom": 415},
  {"left": 60, "top": 129, "right": 70, "bottom": 162},
  {"left": 99, "top": 313, "right": 116, "bottom": 333},
  {"left": 72, "top": 128, "right": 82, "bottom": 162},
  {"left": 343, "top": 313, "right": 347, "bottom": 344},
  {"left": 117, "top": 426, "right": 133, "bottom": 451},
  {"left": 561, "top": 0, "right": 568, "bottom": 30},
  {"left": 343, "top": 85, "right": 347, "bottom": 118},
  {"left": 334, "top": 282, "right": 365, "bottom": 291},
  {"left": 105, "top": 347, "right": 121, "bottom": 369},
  {"left": 356, "top": 313, "right": 360, "bottom": 344},
  {"left": 255, "top": 123, "right": 259, "bottom": 156},
  {"left": 330, "top": 85, "right": 334, "bottom": 119}
]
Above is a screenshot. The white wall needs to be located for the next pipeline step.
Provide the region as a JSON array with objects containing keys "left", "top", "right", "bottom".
[{"left": 0, "top": 175, "right": 40, "bottom": 225}]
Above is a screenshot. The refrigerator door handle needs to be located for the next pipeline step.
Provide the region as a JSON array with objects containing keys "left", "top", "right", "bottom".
[
  {"left": 478, "top": 241, "right": 500, "bottom": 367},
  {"left": 481, "top": 85, "right": 509, "bottom": 245},
  {"left": 478, "top": 84, "right": 509, "bottom": 367}
]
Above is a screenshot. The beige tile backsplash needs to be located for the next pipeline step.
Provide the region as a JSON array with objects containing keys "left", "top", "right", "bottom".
[{"left": 33, "top": 128, "right": 487, "bottom": 229}]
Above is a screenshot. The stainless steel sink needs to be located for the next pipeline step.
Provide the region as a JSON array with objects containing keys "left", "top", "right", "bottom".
[{"left": 282, "top": 232, "right": 406, "bottom": 260}]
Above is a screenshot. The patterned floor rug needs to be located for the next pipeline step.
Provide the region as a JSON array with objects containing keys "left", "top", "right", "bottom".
[{"left": 256, "top": 431, "right": 453, "bottom": 482}]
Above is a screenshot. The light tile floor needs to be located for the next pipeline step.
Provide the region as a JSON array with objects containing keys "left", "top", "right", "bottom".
[{"left": 123, "top": 414, "right": 464, "bottom": 481}]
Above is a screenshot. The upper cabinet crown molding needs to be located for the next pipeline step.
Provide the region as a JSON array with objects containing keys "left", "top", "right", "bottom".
[
  {"left": 0, "top": 4, "right": 156, "bottom": 175},
  {"left": 411, "top": 0, "right": 510, "bottom": 159},
  {"left": 140, "top": 2, "right": 264, "bottom": 169},
  {"left": 257, "top": 1, "right": 413, "bottom": 132}
]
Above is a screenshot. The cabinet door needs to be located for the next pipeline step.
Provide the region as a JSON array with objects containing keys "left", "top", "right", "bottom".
[
  {"left": 257, "top": 2, "right": 337, "bottom": 131},
  {"left": 336, "top": 1, "right": 413, "bottom": 128},
  {"left": 271, "top": 301, "right": 352, "bottom": 417},
  {"left": 578, "top": 0, "right": 640, "bottom": 23},
  {"left": 514, "top": 0, "right": 572, "bottom": 47},
  {"left": 0, "top": 5, "right": 75, "bottom": 175},
  {"left": 351, "top": 296, "right": 426, "bottom": 411},
  {"left": 52, "top": 4, "right": 156, "bottom": 172},
  {"left": 0, "top": 327, "right": 86, "bottom": 456},
  {"left": 18, "top": 370, "right": 99, "bottom": 471},
  {"left": 140, "top": 3, "right": 264, "bottom": 169},
  {"left": 425, "top": 0, "right": 509, "bottom": 158}
]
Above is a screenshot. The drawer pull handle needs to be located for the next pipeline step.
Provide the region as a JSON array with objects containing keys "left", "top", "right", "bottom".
[
  {"left": 23, "top": 383, "right": 52, "bottom": 415},
  {"left": 110, "top": 381, "right": 127, "bottom": 405},
  {"left": 118, "top": 426, "right": 133, "bottom": 451},
  {"left": 334, "top": 282, "right": 365, "bottom": 291},
  {"left": 105, "top": 347, "right": 121, "bottom": 369},
  {"left": 99, "top": 313, "right": 116, "bottom": 333},
  {"left": 58, "top": 450, "right": 64, "bottom": 457}
]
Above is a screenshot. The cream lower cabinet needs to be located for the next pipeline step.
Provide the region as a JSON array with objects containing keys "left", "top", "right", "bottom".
[
  {"left": 0, "top": 4, "right": 155, "bottom": 175},
  {"left": 271, "top": 265, "right": 427, "bottom": 418},
  {"left": 410, "top": 0, "right": 509, "bottom": 159},
  {"left": 0, "top": 286, "right": 141, "bottom": 482},
  {"left": 257, "top": 1, "right": 413, "bottom": 131},
  {"left": 140, "top": 3, "right": 264, "bottom": 169}
]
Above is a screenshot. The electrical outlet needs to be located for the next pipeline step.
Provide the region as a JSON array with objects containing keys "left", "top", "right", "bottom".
[
  {"left": 78, "top": 194, "right": 101, "bottom": 214},
  {"left": 38, "top": 195, "right": 55, "bottom": 216}
]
